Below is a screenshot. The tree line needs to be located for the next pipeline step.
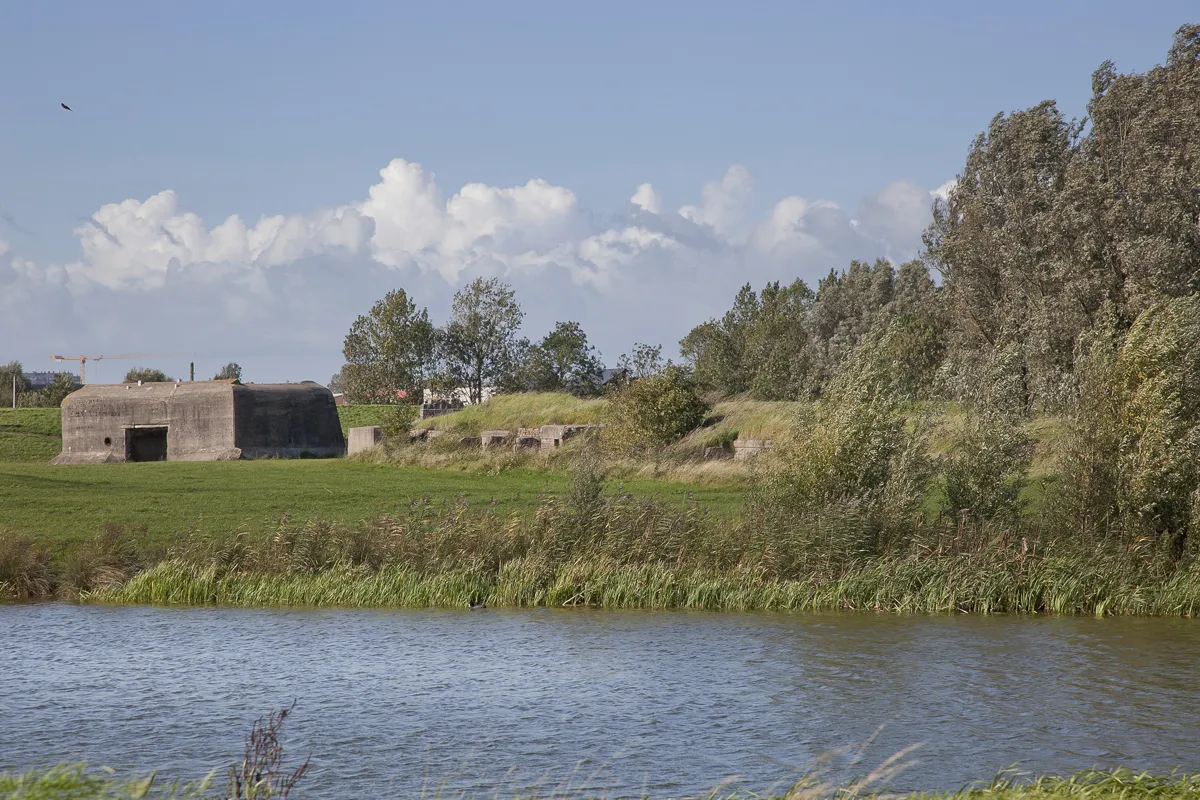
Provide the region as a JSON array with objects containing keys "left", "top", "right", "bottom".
[{"left": 331, "top": 278, "right": 606, "bottom": 405}]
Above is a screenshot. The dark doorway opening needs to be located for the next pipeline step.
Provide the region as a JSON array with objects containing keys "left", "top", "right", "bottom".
[{"left": 125, "top": 427, "right": 168, "bottom": 462}]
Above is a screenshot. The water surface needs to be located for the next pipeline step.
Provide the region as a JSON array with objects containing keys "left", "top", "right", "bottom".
[{"left": 3, "top": 604, "right": 1199, "bottom": 797}]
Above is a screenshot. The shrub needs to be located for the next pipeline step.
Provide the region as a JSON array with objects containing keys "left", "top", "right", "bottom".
[
  {"left": 378, "top": 403, "right": 419, "bottom": 448},
  {"left": 1113, "top": 297, "right": 1200, "bottom": 557},
  {"left": 940, "top": 343, "right": 1033, "bottom": 523},
  {"left": 603, "top": 366, "right": 710, "bottom": 454},
  {"left": 745, "top": 341, "right": 934, "bottom": 572}
]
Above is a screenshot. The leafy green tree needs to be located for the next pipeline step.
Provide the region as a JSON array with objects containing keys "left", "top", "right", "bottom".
[
  {"left": 124, "top": 367, "right": 172, "bottom": 383},
  {"left": 440, "top": 278, "right": 525, "bottom": 404},
  {"left": 341, "top": 289, "right": 437, "bottom": 404},
  {"left": 517, "top": 321, "right": 604, "bottom": 396},
  {"left": 681, "top": 280, "right": 813, "bottom": 399},
  {"left": 612, "top": 342, "right": 666, "bottom": 384},
  {"left": 1, "top": 362, "right": 31, "bottom": 406},
  {"left": 39, "top": 372, "right": 81, "bottom": 406},
  {"left": 213, "top": 362, "right": 243, "bottom": 381}
]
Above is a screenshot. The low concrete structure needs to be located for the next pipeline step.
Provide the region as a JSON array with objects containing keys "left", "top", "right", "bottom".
[
  {"left": 480, "top": 429, "right": 511, "bottom": 449},
  {"left": 54, "top": 380, "right": 345, "bottom": 464},
  {"left": 347, "top": 425, "right": 383, "bottom": 455},
  {"left": 539, "top": 424, "right": 605, "bottom": 449}
]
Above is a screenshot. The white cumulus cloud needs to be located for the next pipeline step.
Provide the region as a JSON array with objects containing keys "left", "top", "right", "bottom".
[{"left": 2, "top": 159, "right": 950, "bottom": 383}]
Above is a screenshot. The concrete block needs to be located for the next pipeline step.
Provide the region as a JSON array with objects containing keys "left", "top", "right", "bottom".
[
  {"left": 480, "top": 429, "right": 511, "bottom": 449},
  {"left": 348, "top": 426, "right": 384, "bottom": 455},
  {"left": 538, "top": 423, "right": 606, "bottom": 449}
]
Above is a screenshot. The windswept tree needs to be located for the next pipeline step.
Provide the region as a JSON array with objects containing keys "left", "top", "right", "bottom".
[
  {"left": 213, "top": 362, "right": 243, "bottom": 381},
  {"left": 519, "top": 321, "right": 604, "bottom": 396},
  {"left": 341, "top": 289, "right": 437, "bottom": 404},
  {"left": 440, "top": 278, "right": 524, "bottom": 404},
  {"left": 124, "top": 367, "right": 172, "bottom": 383}
]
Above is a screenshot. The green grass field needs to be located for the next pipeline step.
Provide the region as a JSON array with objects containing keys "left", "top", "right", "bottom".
[
  {"left": 0, "top": 408, "right": 62, "bottom": 463},
  {"left": 0, "top": 459, "right": 742, "bottom": 549}
]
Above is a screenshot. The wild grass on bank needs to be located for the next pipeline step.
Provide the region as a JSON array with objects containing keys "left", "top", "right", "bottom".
[
  {"left": 81, "top": 484, "right": 1200, "bottom": 615},
  {"left": 4, "top": 764, "right": 1199, "bottom": 800}
]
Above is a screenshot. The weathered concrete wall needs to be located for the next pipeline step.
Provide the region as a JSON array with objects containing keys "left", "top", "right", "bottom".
[
  {"left": 56, "top": 382, "right": 238, "bottom": 463},
  {"left": 480, "top": 429, "right": 511, "bottom": 449},
  {"left": 539, "top": 424, "right": 606, "bottom": 449},
  {"left": 348, "top": 425, "right": 383, "bottom": 454},
  {"left": 55, "top": 380, "right": 346, "bottom": 463},
  {"left": 232, "top": 383, "right": 346, "bottom": 458}
]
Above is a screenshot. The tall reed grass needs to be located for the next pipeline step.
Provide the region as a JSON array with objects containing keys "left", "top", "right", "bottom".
[{"left": 82, "top": 490, "right": 1200, "bottom": 616}]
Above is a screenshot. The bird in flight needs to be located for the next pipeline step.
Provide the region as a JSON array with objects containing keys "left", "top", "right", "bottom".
[{"left": 61, "top": 103, "right": 72, "bottom": 111}]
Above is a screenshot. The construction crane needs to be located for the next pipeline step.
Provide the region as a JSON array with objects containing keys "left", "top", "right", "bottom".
[{"left": 50, "top": 353, "right": 194, "bottom": 384}]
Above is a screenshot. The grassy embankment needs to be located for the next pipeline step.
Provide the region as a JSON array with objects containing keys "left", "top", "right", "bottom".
[{"left": 2, "top": 765, "right": 1197, "bottom": 800}]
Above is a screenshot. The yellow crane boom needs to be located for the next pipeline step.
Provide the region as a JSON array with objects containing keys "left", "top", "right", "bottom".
[{"left": 50, "top": 353, "right": 193, "bottom": 384}]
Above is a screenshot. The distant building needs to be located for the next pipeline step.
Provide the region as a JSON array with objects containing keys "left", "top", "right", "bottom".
[
  {"left": 54, "top": 380, "right": 345, "bottom": 464},
  {"left": 26, "top": 370, "right": 80, "bottom": 390},
  {"left": 422, "top": 386, "right": 496, "bottom": 405}
]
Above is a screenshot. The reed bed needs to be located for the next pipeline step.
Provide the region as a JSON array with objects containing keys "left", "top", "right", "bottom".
[{"left": 75, "top": 487, "right": 1200, "bottom": 615}]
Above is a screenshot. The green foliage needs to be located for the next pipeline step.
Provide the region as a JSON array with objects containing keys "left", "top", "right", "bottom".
[
  {"left": 0, "top": 763, "right": 215, "bottom": 799},
  {"left": 927, "top": 25, "right": 1200, "bottom": 413},
  {"left": 124, "top": 367, "right": 173, "bottom": 383},
  {"left": 604, "top": 366, "right": 711, "bottom": 453},
  {"left": 340, "top": 289, "right": 436, "bottom": 404},
  {"left": 1113, "top": 297, "right": 1200, "bottom": 556},
  {"left": 613, "top": 342, "right": 666, "bottom": 382},
  {"left": 940, "top": 344, "right": 1034, "bottom": 523},
  {"left": 682, "top": 261, "right": 944, "bottom": 401},
  {"left": 514, "top": 321, "right": 604, "bottom": 396},
  {"left": 746, "top": 342, "right": 934, "bottom": 573},
  {"left": 0, "top": 361, "right": 32, "bottom": 402},
  {"left": 680, "top": 280, "right": 813, "bottom": 399},
  {"left": 38, "top": 373, "right": 80, "bottom": 406},
  {"left": 213, "top": 362, "right": 243, "bottom": 381},
  {"left": 439, "top": 278, "right": 524, "bottom": 404},
  {"left": 1052, "top": 323, "right": 1124, "bottom": 536},
  {"left": 377, "top": 403, "right": 419, "bottom": 446}
]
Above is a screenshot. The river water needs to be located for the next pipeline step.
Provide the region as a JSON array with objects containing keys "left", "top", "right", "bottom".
[{"left": 2, "top": 604, "right": 1199, "bottom": 798}]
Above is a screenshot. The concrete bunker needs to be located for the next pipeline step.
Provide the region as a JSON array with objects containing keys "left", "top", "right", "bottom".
[{"left": 53, "top": 380, "right": 346, "bottom": 464}]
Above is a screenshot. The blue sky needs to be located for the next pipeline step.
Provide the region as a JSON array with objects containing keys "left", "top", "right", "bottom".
[{"left": 1, "top": 1, "right": 1195, "bottom": 383}]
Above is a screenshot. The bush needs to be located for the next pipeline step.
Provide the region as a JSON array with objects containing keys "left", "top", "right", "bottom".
[
  {"left": 378, "top": 403, "right": 419, "bottom": 448},
  {"left": 940, "top": 343, "right": 1033, "bottom": 523},
  {"left": 603, "top": 366, "right": 710, "bottom": 454},
  {"left": 1114, "top": 297, "right": 1200, "bottom": 557},
  {"left": 1052, "top": 298, "right": 1200, "bottom": 559},
  {"left": 745, "top": 341, "right": 934, "bottom": 573}
]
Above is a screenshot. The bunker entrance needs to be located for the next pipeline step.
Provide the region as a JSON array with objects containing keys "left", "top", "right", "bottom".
[{"left": 125, "top": 427, "right": 168, "bottom": 462}]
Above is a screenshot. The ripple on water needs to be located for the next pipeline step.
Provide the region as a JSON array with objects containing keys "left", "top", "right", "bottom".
[{"left": 2, "top": 605, "right": 1200, "bottom": 797}]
